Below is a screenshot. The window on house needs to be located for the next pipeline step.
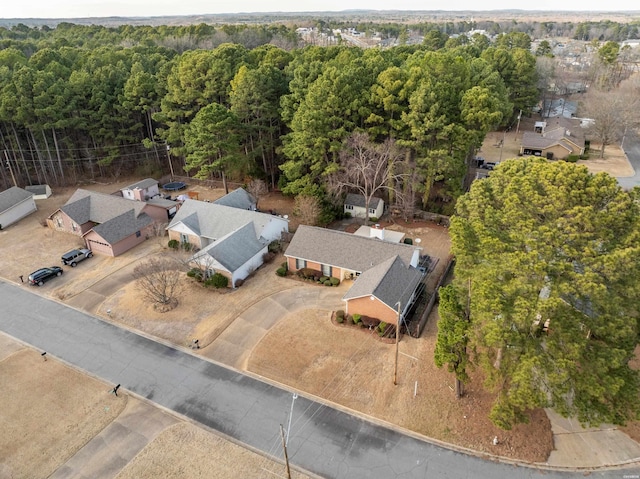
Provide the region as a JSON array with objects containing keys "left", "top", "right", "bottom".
[
  {"left": 369, "top": 208, "right": 376, "bottom": 214},
  {"left": 72, "top": 223, "right": 77, "bottom": 232},
  {"left": 136, "top": 231, "right": 141, "bottom": 238},
  {"left": 180, "top": 233, "right": 188, "bottom": 244},
  {"left": 56, "top": 218, "right": 62, "bottom": 228},
  {"left": 296, "top": 258, "right": 307, "bottom": 269},
  {"left": 345, "top": 204, "right": 353, "bottom": 210},
  {"left": 322, "top": 264, "right": 332, "bottom": 277}
]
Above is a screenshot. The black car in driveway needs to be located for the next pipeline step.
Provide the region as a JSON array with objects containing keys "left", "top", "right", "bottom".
[{"left": 28, "top": 266, "right": 63, "bottom": 286}]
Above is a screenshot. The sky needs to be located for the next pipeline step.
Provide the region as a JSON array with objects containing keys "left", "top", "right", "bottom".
[{"left": 1, "top": 0, "right": 639, "bottom": 19}]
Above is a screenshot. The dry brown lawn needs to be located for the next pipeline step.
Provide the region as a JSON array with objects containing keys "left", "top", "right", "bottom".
[
  {"left": 0, "top": 348, "right": 127, "bottom": 479},
  {"left": 115, "top": 422, "right": 313, "bottom": 479},
  {"left": 1, "top": 168, "right": 638, "bottom": 474}
]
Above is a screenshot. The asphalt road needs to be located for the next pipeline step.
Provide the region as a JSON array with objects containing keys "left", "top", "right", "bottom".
[
  {"left": 0, "top": 280, "right": 626, "bottom": 479},
  {"left": 619, "top": 130, "right": 640, "bottom": 190}
]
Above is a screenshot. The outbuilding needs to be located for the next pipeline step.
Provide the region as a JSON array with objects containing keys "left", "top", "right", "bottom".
[{"left": 0, "top": 186, "right": 37, "bottom": 229}]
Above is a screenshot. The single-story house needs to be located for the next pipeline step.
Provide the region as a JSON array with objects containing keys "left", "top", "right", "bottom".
[
  {"left": 120, "top": 178, "right": 160, "bottom": 202},
  {"left": 284, "top": 225, "right": 423, "bottom": 325},
  {"left": 342, "top": 255, "right": 423, "bottom": 326},
  {"left": 167, "top": 199, "right": 288, "bottom": 287},
  {"left": 47, "top": 189, "right": 155, "bottom": 256},
  {"left": 344, "top": 193, "right": 384, "bottom": 220},
  {"left": 213, "top": 188, "right": 256, "bottom": 211},
  {"left": 0, "top": 186, "right": 37, "bottom": 229},
  {"left": 521, "top": 117, "right": 585, "bottom": 160},
  {"left": 25, "top": 184, "right": 52, "bottom": 200}
]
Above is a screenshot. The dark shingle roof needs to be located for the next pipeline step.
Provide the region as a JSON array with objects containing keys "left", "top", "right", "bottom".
[
  {"left": 61, "top": 189, "right": 147, "bottom": 225},
  {"left": 343, "top": 255, "right": 422, "bottom": 310},
  {"left": 194, "top": 222, "right": 267, "bottom": 272},
  {"left": 0, "top": 187, "right": 33, "bottom": 214},
  {"left": 284, "top": 225, "right": 418, "bottom": 273},
  {"left": 344, "top": 193, "right": 383, "bottom": 210},
  {"left": 90, "top": 210, "right": 153, "bottom": 244},
  {"left": 213, "top": 188, "right": 255, "bottom": 210}
]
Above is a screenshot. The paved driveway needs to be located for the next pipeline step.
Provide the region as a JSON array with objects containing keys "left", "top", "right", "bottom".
[{"left": 619, "top": 130, "right": 640, "bottom": 190}]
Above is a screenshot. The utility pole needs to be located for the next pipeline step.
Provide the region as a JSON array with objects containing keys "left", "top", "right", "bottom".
[
  {"left": 280, "top": 424, "right": 292, "bottom": 479},
  {"left": 4, "top": 150, "right": 17, "bottom": 187},
  {"left": 515, "top": 109, "right": 522, "bottom": 135},
  {"left": 166, "top": 143, "right": 175, "bottom": 180},
  {"left": 393, "top": 301, "right": 401, "bottom": 386}
]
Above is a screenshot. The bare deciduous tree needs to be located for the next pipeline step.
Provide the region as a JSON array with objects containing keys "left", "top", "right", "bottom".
[
  {"left": 132, "top": 257, "right": 185, "bottom": 311},
  {"left": 327, "top": 132, "right": 407, "bottom": 225},
  {"left": 246, "top": 179, "right": 268, "bottom": 209},
  {"left": 582, "top": 78, "right": 640, "bottom": 157},
  {"left": 293, "top": 195, "right": 321, "bottom": 226}
]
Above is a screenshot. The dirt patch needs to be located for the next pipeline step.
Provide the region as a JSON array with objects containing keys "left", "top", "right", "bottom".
[
  {"left": 115, "top": 422, "right": 312, "bottom": 479},
  {"left": 0, "top": 349, "right": 127, "bottom": 479}
]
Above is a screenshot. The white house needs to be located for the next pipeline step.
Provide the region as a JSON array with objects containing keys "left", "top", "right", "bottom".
[
  {"left": 0, "top": 186, "right": 37, "bottom": 229},
  {"left": 344, "top": 193, "right": 384, "bottom": 220},
  {"left": 167, "top": 199, "right": 288, "bottom": 287}
]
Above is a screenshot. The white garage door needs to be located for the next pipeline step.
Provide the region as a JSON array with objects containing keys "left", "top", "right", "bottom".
[{"left": 87, "top": 239, "right": 113, "bottom": 256}]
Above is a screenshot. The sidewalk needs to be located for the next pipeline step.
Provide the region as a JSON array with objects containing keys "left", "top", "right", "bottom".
[{"left": 545, "top": 409, "right": 640, "bottom": 468}]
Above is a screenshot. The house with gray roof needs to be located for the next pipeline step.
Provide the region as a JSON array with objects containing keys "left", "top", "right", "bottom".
[
  {"left": 167, "top": 199, "right": 288, "bottom": 287},
  {"left": 520, "top": 117, "right": 585, "bottom": 160},
  {"left": 47, "top": 189, "right": 154, "bottom": 256},
  {"left": 284, "top": 225, "right": 422, "bottom": 325},
  {"left": 344, "top": 193, "right": 384, "bottom": 220},
  {"left": 0, "top": 186, "right": 37, "bottom": 229}
]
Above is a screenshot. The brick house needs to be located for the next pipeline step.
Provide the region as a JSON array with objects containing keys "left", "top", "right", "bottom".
[
  {"left": 284, "top": 225, "right": 423, "bottom": 325},
  {"left": 520, "top": 117, "right": 585, "bottom": 160},
  {"left": 47, "top": 189, "right": 155, "bottom": 256}
]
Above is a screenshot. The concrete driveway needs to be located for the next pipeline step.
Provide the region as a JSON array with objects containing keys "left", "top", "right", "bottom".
[{"left": 619, "top": 129, "right": 640, "bottom": 190}]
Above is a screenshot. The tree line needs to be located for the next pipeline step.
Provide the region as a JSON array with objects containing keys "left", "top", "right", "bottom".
[{"left": 0, "top": 26, "right": 539, "bottom": 217}]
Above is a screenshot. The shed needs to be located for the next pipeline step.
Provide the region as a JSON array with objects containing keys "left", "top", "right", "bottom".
[
  {"left": 0, "top": 186, "right": 37, "bottom": 229},
  {"left": 25, "top": 184, "right": 52, "bottom": 200}
]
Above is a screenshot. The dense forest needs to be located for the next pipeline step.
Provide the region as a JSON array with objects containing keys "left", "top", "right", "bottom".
[
  {"left": 0, "top": 23, "right": 538, "bottom": 217},
  {"left": 0, "top": 24, "right": 538, "bottom": 215}
]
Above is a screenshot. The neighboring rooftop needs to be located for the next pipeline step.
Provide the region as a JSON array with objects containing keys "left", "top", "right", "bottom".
[
  {"left": 60, "top": 189, "right": 146, "bottom": 225},
  {"left": 285, "top": 225, "right": 418, "bottom": 273},
  {"left": 89, "top": 209, "right": 153, "bottom": 244},
  {"left": 123, "top": 178, "right": 158, "bottom": 191},
  {"left": 212, "top": 188, "right": 255, "bottom": 210},
  {"left": 344, "top": 193, "right": 383, "bottom": 209},
  {"left": 353, "top": 225, "right": 405, "bottom": 243},
  {"left": 167, "top": 199, "right": 285, "bottom": 240},
  {"left": 0, "top": 186, "right": 33, "bottom": 213}
]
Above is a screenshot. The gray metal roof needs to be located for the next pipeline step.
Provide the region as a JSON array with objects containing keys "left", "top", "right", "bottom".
[
  {"left": 343, "top": 255, "right": 422, "bottom": 311},
  {"left": 194, "top": 222, "right": 267, "bottom": 272},
  {"left": 0, "top": 186, "right": 33, "bottom": 214},
  {"left": 344, "top": 193, "right": 383, "bottom": 210},
  {"left": 167, "top": 199, "right": 285, "bottom": 241},
  {"left": 123, "top": 178, "right": 158, "bottom": 191},
  {"left": 60, "top": 189, "right": 147, "bottom": 225},
  {"left": 284, "top": 225, "right": 418, "bottom": 273},
  {"left": 213, "top": 188, "right": 255, "bottom": 210},
  {"left": 89, "top": 210, "right": 153, "bottom": 244}
]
